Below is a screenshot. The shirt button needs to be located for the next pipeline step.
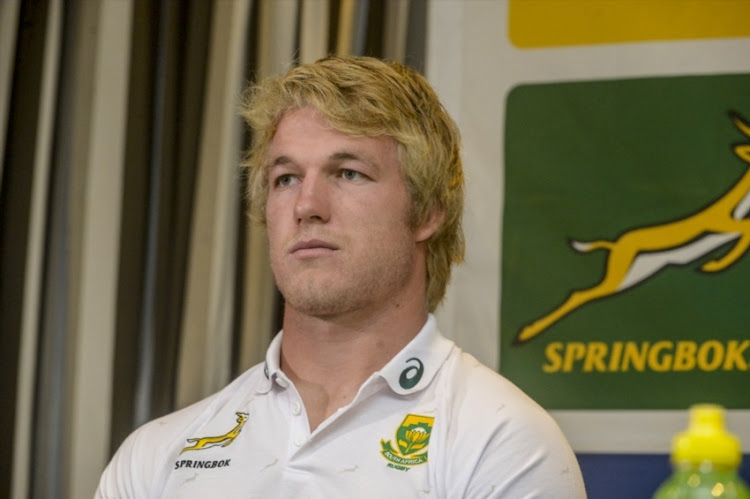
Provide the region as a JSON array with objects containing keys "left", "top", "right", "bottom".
[
  {"left": 291, "top": 401, "right": 302, "bottom": 415},
  {"left": 294, "top": 435, "right": 305, "bottom": 447}
]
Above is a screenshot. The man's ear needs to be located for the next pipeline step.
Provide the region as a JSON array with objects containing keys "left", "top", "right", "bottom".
[{"left": 414, "top": 207, "right": 445, "bottom": 243}]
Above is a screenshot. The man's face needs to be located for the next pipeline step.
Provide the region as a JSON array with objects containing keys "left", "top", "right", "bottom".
[{"left": 265, "top": 107, "right": 433, "bottom": 319}]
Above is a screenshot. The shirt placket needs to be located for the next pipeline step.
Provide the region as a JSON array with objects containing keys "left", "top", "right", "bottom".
[{"left": 273, "top": 374, "right": 311, "bottom": 457}]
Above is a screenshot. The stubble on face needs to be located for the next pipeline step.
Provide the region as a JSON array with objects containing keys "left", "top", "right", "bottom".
[{"left": 272, "top": 220, "right": 418, "bottom": 319}]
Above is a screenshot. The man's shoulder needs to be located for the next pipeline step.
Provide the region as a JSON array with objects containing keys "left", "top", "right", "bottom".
[
  {"left": 441, "top": 348, "right": 533, "bottom": 402},
  {"left": 96, "top": 363, "right": 268, "bottom": 497},
  {"left": 121, "top": 362, "right": 267, "bottom": 453},
  {"left": 431, "top": 348, "right": 586, "bottom": 497},
  {"left": 437, "top": 348, "right": 560, "bottom": 432}
]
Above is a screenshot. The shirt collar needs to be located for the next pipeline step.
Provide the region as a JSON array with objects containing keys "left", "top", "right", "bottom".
[
  {"left": 257, "top": 332, "right": 283, "bottom": 394},
  {"left": 377, "top": 314, "right": 455, "bottom": 395},
  {"left": 259, "top": 314, "right": 455, "bottom": 396}
]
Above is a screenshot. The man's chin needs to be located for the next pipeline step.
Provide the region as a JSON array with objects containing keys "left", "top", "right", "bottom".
[
  {"left": 283, "top": 293, "right": 339, "bottom": 315},
  {"left": 282, "top": 290, "right": 362, "bottom": 319}
]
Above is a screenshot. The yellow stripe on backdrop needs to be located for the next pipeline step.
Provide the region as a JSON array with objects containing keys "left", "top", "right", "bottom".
[{"left": 509, "top": 0, "right": 750, "bottom": 48}]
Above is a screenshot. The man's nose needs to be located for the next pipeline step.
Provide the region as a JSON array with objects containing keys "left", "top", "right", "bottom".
[{"left": 293, "top": 173, "right": 331, "bottom": 223}]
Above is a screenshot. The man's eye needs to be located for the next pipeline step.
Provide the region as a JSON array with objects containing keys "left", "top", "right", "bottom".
[
  {"left": 275, "top": 174, "right": 295, "bottom": 187},
  {"left": 341, "top": 169, "right": 362, "bottom": 181}
]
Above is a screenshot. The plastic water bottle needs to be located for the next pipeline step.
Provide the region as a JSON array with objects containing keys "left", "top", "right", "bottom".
[{"left": 654, "top": 404, "right": 750, "bottom": 498}]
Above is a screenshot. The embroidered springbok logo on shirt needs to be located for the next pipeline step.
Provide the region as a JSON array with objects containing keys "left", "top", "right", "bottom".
[
  {"left": 380, "top": 414, "right": 433, "bottom": 471},
  {"left": 181, "top": 412, "right": 249, "bottom": 454},
  {"left": 515, "top": 111, "right": 750, "bottom": 344}
]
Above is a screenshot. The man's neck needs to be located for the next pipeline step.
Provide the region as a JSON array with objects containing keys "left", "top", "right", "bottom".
[{"left": 279, "top": 300, "right": 429, "bottom": 432}]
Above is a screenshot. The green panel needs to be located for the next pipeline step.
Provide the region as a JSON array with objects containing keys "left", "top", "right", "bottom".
[{"left": 500, "top": 73, "right": 750, "bottom": 410}]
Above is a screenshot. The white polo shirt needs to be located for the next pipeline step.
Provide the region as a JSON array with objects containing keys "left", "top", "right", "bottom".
[{"left": 95, "top": 316, "right": 586, "bottom": 498}]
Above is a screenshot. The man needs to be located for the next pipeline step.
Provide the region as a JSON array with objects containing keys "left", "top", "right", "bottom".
[{"left": 96, "top": 56, "right": 586, "bottom": 498}]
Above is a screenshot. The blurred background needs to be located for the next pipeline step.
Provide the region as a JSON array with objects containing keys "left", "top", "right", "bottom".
[{"left": 2, "top": 1, "right": 749, "bottom": 498}]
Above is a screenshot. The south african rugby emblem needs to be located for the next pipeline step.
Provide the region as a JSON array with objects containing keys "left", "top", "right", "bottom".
[{"left": 380, "top": 414, "right": 433, "bottom": 470}]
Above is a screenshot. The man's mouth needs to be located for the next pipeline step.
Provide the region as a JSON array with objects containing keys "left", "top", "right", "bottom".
[{"left": 290, "top": 239, "right": 339, "bottom": 258}]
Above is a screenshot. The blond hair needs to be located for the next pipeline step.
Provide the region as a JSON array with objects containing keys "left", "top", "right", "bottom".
[{"left": 241, "top": 56, "right": 464, "bottom": 312}]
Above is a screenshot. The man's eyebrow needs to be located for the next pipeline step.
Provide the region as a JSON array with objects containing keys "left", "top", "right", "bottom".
[
  {"left": 330, "top": 151, "right": 359, "bottom": 161},
  {"left": 330, "top": 151, "right": 378, "bottom": 168},
  {"left": 267, "top": 151, "right": 378, "bottom": 168},
  {"left": 268, "top": 155, "right": 292, "bottom": 168}
]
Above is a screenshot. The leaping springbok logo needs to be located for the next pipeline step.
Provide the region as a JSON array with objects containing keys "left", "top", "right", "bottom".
[
  {"left": 515, "top": 111, "right": 750, "bottom": 344},
  {"left": 181, "top": 412, "right": 249, "bottom": 454}
]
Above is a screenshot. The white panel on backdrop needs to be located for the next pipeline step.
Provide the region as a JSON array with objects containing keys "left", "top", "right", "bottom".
[
  {"left": 429, "top": 0, "right": 505, "bottom": 372},
  {"left": 426, "top": 0, "right": 750, "bottom": 453}
]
